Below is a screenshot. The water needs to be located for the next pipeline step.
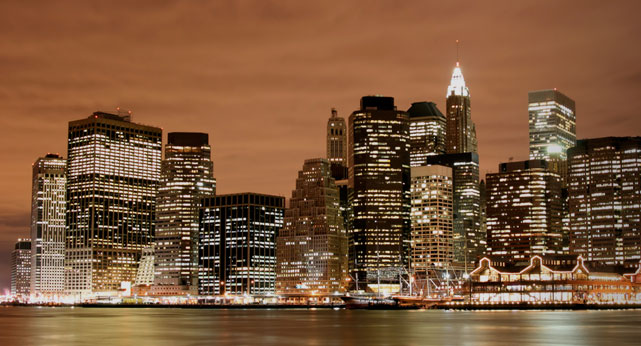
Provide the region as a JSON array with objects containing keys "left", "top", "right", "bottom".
[{"left": 1, "top": 307, "right": 641, "bottom": 346}]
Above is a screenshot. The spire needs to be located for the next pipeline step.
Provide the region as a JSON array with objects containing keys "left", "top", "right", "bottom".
[{"left": 447, "top": 40, "right": 469, "bottom": 97}]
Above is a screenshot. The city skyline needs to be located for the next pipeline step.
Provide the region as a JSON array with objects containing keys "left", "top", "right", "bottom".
[{"left": 2, "top": 1, "right": 641, "bottom": 291}]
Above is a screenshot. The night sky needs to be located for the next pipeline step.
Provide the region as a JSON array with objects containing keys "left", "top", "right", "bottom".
[{"left": 1, "top": 0, "right": 641, "bottom": 291}]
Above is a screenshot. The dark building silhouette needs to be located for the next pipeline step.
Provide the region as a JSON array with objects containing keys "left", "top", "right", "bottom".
[
  {"left": 408, "top": 101, "right": 447, "bottom": 167},
  {"left": 199, "top": 193, "right": 284, "bottom": 295},
  {"left": 568, "top": 137, "right": 641, "bottom": 268},
  {"left": 348, "top": 96, "right": 410, "bottom": 290},
  {"left": 486, "top": 160, "right": 563, "bottom": 263}
]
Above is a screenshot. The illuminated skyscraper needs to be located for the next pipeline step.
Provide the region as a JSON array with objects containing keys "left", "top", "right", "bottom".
[
  {"left": 445, "top": 61, "right": 477, "bottom": 154},
  {"left": 153, "top": 132, "right": 215, "bottom": 296},
  {"left": 568, "top": 137, "right": 641, "bottom": 268},
  {"left": 65, "top": 111, "right": 162, "bottom": 296},
  {"left": 11, "top": 239, "right": 31, "bottom": 297},
  {"left": 410, "top": 165, "right": 453, "bottom": 273},
  {"left": 30, "top": 154, "right": 66, "bottom": 296},
  {"left": 486, "top": 160, "right": 563, "bottom": 262},
  {"left": 424, "top": 153, "right": 481, "bottom": 268},
  {"left": 348, "top": 96, "right": 410, "bottom": 289},
  {"left": 327, "top": 108, "right": 348, "bottom": 179},
  {"left": 276, "top": 158, "right": 348, "bottom": 294},
  {"left": 528, "top": 89, "right": 576, "bottom": 182},
  {"left": 199, "top": 193, "right": 284, "bottom": 295},
  {"left": 408, "top": 101, "right": 446, "bottom": 167}
]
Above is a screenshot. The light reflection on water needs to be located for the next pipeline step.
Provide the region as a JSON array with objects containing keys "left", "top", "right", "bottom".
[{"left": 1, "top": 307, "right": 641, "bottom": 346}]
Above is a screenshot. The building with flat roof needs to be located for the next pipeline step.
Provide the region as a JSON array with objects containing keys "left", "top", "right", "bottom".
[{"left": 199, "top": 193, "right": 284, "bottom": 295}]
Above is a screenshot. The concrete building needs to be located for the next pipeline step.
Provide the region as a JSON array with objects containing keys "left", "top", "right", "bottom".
[
  {"left": 486, "top": 160, "right": 563, "bottom": 262},
  {"left": 153, "top": 132, "right": 216, "bottom": 296},
  {"left": 276, "top": 158, "right": 348, "bottom": 294},
  {"left": 424, "top": 153, "right": 482, "bottom": 268},
  {"left": 199, "top": 193, "right": 284, "bottom": 295},
  {"left": 410, "top": 165, "right": 454, "bottom": 272},
  {"left": 65, "top": 111, "right": 162, "bottom": 296},
  {"left": 30, "top": 154, "right": 66, "bottom": 296}
]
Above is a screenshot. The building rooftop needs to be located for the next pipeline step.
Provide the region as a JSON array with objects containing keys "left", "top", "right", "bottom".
[{"left": 407, "top": 101, "right": 445, "bottom": 119}]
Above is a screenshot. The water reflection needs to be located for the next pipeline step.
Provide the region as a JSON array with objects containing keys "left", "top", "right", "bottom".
[{"left": 1, "top": 307, "right": 640, "bottom": 346}]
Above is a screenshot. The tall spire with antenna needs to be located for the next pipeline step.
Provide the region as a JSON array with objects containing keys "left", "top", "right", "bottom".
[{"left": 447, "top": 40, "right": 469, "bottom": 97}]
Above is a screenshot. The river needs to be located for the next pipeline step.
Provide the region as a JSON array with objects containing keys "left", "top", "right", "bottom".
[{"left": 1, "top": 307, "right": 640, "bottom": 345}]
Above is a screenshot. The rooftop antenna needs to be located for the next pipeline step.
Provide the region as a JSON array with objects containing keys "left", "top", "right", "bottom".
[
  {"left": 331, "top": 107, "right": 337, "bottom": 117},
  {"left": 456, "top": 40, "right": 460, "bottom": 67}
]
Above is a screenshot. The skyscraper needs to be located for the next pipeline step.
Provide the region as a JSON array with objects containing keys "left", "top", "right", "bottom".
[
  {"left": 276, "top": 158, "right": 348, "bottom": 294},
  {"left": 528, "top": 89, "right": 576, "bottom": 181},
  {"left": 445, "top": 61, "right": 477, "bottom": 154},
  {"left": 568, "top": 137, "right": 641, "bottom": 268},
  {"left": 486, "top": 160, "right": 563, "bottom": 262},
  {"left": 65, "top": 111, "right": 162, "bottom": 296},
  {"left": 410, "top": 165, "right": 453, "bottom": 273},
  {"left": 408, "top": 101, "right": 447, "bottom": 167},
  {"left": 30, "top": 154, "right": 66, "bottom": 296},
  {"left": 199, "top": 193, "right": 284, "bottom": 295},
  {"left": 348, "top": 96, "right": 410, "bottom": 290},
  {"left": 424, "top": 153, "right": 481, "bottom": 268},
  {"left": 327, "top": 108, "right": 348, "bottom": 179},
  {"left": 153, "top": 132, "right": 216, "bottom": 296},
  {"left": 11, "top": 239, "right": 31, "bottom": 297}
]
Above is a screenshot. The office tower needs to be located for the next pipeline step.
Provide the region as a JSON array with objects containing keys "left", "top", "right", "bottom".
[
  {"left": 153, "top": 132, "right": 216, "bottom": 295},
  {"left": 348, "top": 95, "right": 410, "bottom": 290},
  {"left": 66, "top": 111, "right": 162, "bottom": 296},
  {"left": 445, "top": 61, "right": 477, "bottom": 154},
  {"left": 410, "top": 165, "right": 453, "bottom": 273},
  {"left": 479, "top": 179, "right": 487, "bottom": 257},
  {"left": 486, "top": 160, "right": 563, "bottom": 262},
  {"left": 276, "top": 158, "right": 348, "bottom": 294},
  {"left": 199, "top": 193, "right": 284, "bottom": 295},
  {"left": 424, "top": 153, "right": 481, "bottom": 268},
  {"left": 11, "top": 239, "right": 31, "bottom": 297},
  {"left": 568, "top": 137, "right": 641, "bottom": 268},
  {"left": 327, "top": 108, "right": 348, "bottom": 180},
  {"left": 30, "top": 154, "right": 66, "bottom": 296},
  {"left": 348, "top": 96, "right": 410, "bottom": 290},
  {"left": 528, "top": 89, "right": 576, "bottom": 182},
  {"left": 408, "top": 101, "right": 447, "bottom": 167}
]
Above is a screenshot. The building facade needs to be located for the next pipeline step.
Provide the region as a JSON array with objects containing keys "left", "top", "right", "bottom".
[
  {"left": 276, "top": 158, "right": 348, "bottom": 294},
  {"left": 486, "top": 160, "right": 563, "bottom": 262},
  {"left": 327, "top": 108, "right": 348, "bottom": 179},
  {"left": 348, "top": 96, "right": 410, "bottom": 289},
  {"left": 11, "top": 239, "right": 31, "bottom": 297},
  {"left": 408, "top": 101, "right": 446, "bottom": 167},
  {"left": 568, "top": 137, "right": 641, "bottom": 268},
  {"left": 65, "top": 111, "right": 162, "bottom": 296},
  {"left": 199, "top": 193, "right": 285, "bottom": 295},
  {"left": 528, "top": 89, "right": 576, "bottom": 182},
  {"left": 30, "top": 154, "right": 66, "bottom": 296},
  {"left": 410, "top": 165, "right": 453, "bottom": 273},
  {"left": 424, "top": 153, "right": 482, "bottom": 268},
  {"left": 153, "top": 132, "right": 216, "bottom": 295},
  {"left": 445, "top": 61, "right": 477, "bottom": 155}
]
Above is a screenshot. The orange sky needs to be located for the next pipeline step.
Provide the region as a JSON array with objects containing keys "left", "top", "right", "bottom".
[{"left": 2, "top": 0, "right": 641, "bottom": 290}]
